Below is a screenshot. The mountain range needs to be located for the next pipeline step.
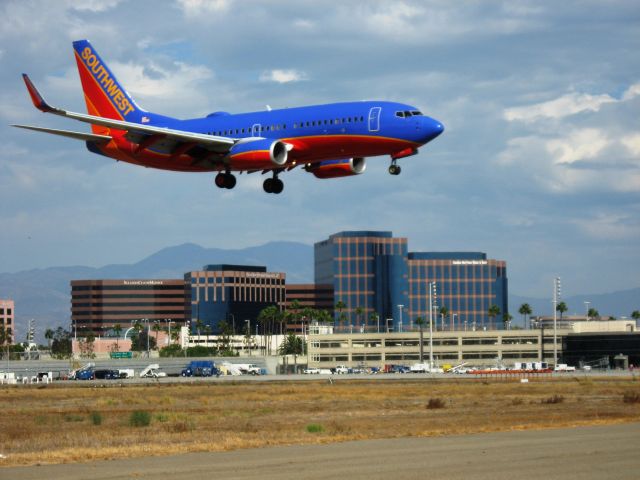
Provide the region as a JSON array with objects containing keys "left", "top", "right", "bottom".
[{"left": 1, "top": 242, "right": 637, "bottom": 341}]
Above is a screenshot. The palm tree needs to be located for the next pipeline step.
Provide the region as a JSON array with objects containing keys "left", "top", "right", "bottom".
[
  {"left": 335, "top": 300, "right": 347, "bottom": 330},
  {"left": 355, "top": 306, "right": 364, "bottom": 332},
  {"left": 556, "top": 301, "right": 568, "bottom": 320},
  {"left": 258, "top": 305, "right": 280, "bottom": 355},
  {"left": 587, "top": 308, "right": 599, "bottom": 319},
  {"left": 113, "top": 324, "right": 122, "bottom": 350},
  {"left": 152, "top": 322, "right": 162, "bottom": 349},
  {"left": 488, "top": 304, "right": 501, "bottom": 329},
  {"left": 518, "top": 303, "right": 532, "bottom": 328},
  {"left": 415, "top": 316, "right": 425, "bottom": 363},
  {"left": 632, "top": 310, "right": 640, "bottom": 324},
  {"left": 439, "top": 306, "right": 449, "bottom": 331},
  {"left": 370, "top": 312, "right": 380, "bottom": 332},
  {"left": 503, "top": 312, "right": 513, "bottom": 330},
  {"left": 194, "top": 318, "right": 204, "bottom": 338},
  {"left": 44, "top": 328, "right": 54, "bottom": 350}
]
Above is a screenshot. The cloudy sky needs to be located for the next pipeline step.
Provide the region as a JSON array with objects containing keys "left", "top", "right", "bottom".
[{"left": 1, "top": 0, "right": 638, "bottom": 299}]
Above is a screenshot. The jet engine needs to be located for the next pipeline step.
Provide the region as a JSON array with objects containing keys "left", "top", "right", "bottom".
[
  {"left": 227, "top": 138, "right": 288, "bottom": 169},
  {"left": 307, "top": 157, "right": 366, "bottom": 179}
]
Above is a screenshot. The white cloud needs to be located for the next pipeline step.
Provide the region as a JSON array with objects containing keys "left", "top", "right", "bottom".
[
  {"left": 259, "top": 69, "right": 308, "bottom": 84},
  {"left": 572, "top": 213, "right": 640, "bottom": 241},
  {"left": 67, "top": 0, "right": 123, "bottom": 12},
  {"left": 621, "top": 134, "right": 640, "bottom": 159},
  {"left": 546, "top": 128, "right": 609, "bottom": 165},
  {"left": 504, "top": 92, "right": 617, "bottom": 122},
  {"left": 177, "top": 0, "right": 231, "bottom": 17}
]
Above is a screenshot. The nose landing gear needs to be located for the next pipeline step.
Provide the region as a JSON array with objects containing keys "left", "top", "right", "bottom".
[{"left": 388, "top": 160, "right": 401, "bottom": 175}]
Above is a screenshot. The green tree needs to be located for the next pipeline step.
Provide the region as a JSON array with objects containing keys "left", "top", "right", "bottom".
[
  {"left": 439, "top": 306, "right": 449, "bottom": 331},
  {"left": 370, "top": 312, "right": 380, "bottom": 332},
  {"left": 518, "top": 303, "right": 532, "bottom": 328},
  {"left": 587, "top": 307, "right": 599, "bottom": 319},
  {"left": 279, "top": 333, "right": 304, "bottom": 373},
  {"left": 488, "top": 304, "right": 501, "bottom": 329},
  {"left": 335, "top": 300, "right": 347, "bottom": 329},
  {"left": 217, "top": 320, "right": 233, "bottom": 355},
  {"left": 78, "top": 333, "right": 96, "bottom": 359},
  {"left": 355, "top": 306, "right": 364, "bottom": 331},
  {"left": 415, "top": 316, "right": 425, "bottom": 363},
  {"left": 503, "top": 312, "right": 513, "bottom": 330},
  {"left": 51, "top": 327, "right": 72, "bottom": 359},
  {"left": 632, "top": 310, "right": 640, "bottom": 322},
  {"left": 131, "top": 330, "right": 156, "bottom": 352},
  {"left": 258, "top": 305, "right": 280, "bottom": 354},
  {"left": 556, "top": 301, "right": 568, "bottom": 320},
  {"left": 44, "top": 328, "right": 54, "bottom": 350},
  {"left": 113, "top": 323, "right": 122, "bottom": 351},
  {"left": 152, "top": 322, "right": 162, "bottom": 349}
]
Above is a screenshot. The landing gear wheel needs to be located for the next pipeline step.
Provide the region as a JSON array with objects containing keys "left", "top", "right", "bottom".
[
  {"left": 272, "top": 178, "right": 284, "bottom": 194},
  {"left": 263, "top": 177, "right": 274, "bottom": 193},
  {"left": 388, "top": 164, "right": 401, "bottom": 175},
  {"left": 215, "top": 172, "right": 236, "bottom": 189}
]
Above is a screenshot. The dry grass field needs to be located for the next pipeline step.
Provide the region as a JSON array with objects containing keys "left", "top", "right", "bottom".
[{"left": 1, "top": 376, "right": 639, "bottom": 467}]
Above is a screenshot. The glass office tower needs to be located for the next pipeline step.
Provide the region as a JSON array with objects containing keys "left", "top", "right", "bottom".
[{"left": 315, "top": 231, "right": 408, "bottom": 331}]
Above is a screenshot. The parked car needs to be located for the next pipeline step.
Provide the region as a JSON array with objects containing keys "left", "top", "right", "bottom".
[
  {"left": 75, "top": 369, "right": 94, "bottom": 380},
  {"left": 335, "top": 365, "right": 350, "bottom": 374},
  {"left": 94, "top": 369, "right": 119, "bottom": 380},
  {"left": 304, "top": 368, "right": 320, "bottom": 374}
]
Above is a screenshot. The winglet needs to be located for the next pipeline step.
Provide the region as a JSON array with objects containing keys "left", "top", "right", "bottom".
[{"left": 22, "top": 74, "right": 53, "bottom": 112}]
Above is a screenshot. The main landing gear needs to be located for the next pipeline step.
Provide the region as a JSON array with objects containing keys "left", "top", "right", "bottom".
[
  {"left": 215, "top": 171, "right": 236, "bottom": 189},
  {"left": 388, "top": 160, "right": 401, "bottom": 176},
  {"left": 263, "top": 175, "right": 284, "bottom": 194}
]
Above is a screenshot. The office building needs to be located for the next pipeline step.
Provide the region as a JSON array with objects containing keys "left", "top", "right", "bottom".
[
  {"left": 185, "top": 265, "right": 285, "bottom": 335},
  {"left": 0, "top": 299, "right": 15, "bottom": 344},
  {"left": 315, "top": 231, "right": 508, "bottom": 331},
  {"left": 70, "top": 280, "right": 188, "bottom": 337}
]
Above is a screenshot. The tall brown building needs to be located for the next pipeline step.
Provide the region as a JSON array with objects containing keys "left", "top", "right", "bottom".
[
  {"left": 70, "top": 280, "right": 188, "bottom": 337},
  {"left": 0, "top": 299, "right": 15, "bottom": 344}
]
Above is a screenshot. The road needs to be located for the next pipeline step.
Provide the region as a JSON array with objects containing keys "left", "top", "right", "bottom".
[{"left": 3, "top": 423, "right": 638, "bottom": 479}]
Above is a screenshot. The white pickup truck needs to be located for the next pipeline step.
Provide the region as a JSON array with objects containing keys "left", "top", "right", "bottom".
[
  {"left": 554, "top": 364, "right": 576, "bottom": 372},
  {"left": 335, "top": 365, "right": 349, "bottom": 374}
]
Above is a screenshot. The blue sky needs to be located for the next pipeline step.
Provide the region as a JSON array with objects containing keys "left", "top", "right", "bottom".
[{"left": 0, "top": 0, "right": 638, "bottom": 298}]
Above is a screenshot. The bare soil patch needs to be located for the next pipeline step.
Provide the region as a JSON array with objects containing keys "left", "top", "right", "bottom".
[{"left": 1, "top": 377, "right": 639, "bottom": 466}]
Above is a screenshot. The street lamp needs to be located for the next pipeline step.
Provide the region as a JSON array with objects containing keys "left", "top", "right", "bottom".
[
  {"left": 452, "top": 313, "right": 457, "bottom": 332},
  {"left": 163, "top": 318, "right": 173, "bottom": 346},
  {"left": 584, "top": 301, "right": 591, "bottom": 321},
  {"left": 553, "top": 277, "right": 561, "bottom": 366},
  {"left": 428, "top": 282, "right": 436, "bottom": 369},
  {"left": 228, "top": 313, "right": 236, "bottom": 335},
  {"left": 397, "top": 304, "right": 404, "bottom": 332},
  {"left": 245, "top": 319, "right": 251, "bottom": 356}
]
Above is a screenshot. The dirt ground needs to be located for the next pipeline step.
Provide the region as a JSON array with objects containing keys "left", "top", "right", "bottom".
[{"left": 1, "top": 376, "right": 639, "bottom": 467}]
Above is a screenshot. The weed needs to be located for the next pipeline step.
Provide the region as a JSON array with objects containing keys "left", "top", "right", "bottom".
[
  {"left": 306, "top": 423, "right": 324, "bottom": 433},
  {"left": 64, "top": 414, "right": 84, "bottom": 422},
  {"left": 155, "top": 413, "right": 169, "bottom": 422},
  {"left": 622, "top": 391, "right": 640, "bottom": 404},
  {"left": 541, "top": 395, "right": 565, "bottom": 404},
  {"left": 129, "top": 410, "right": 152, "bottom": 427},
  {"left": 511, "top": 398, "right": 524, "bottom": 406},
  {"left": 426, "top": 398, "right": 446, "bottom": 409},
  {"left": 166, "top": 420, "right": 195, "bottom": 433},
  {"left": 90, "top": 412, "right": 102, "bottom": 426}
]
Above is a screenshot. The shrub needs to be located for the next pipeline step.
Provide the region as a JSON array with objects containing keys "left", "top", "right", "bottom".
[
  {"left": 64, "top": 414, "right": 84, "bottom": 422},
  {"left": 426, "top": 398, "right": 446, "bottom": 409},
  {"left": 306, "top": 423, "right": 324, "bottom": 433},
  {"left": 129, "top": 410, "right": 152, "bottom": 427},
  {"left": 90, "top": 411, "right": 102, "bottom": 426},
  {"left": 622, "top": 391, "right": 640, "bottom": 404},
  {"left": 541, "top": 395, "right": 564, "bottom": 404},
  {"left": 511, "top": 398, "right": 524, "bottom": 406}
]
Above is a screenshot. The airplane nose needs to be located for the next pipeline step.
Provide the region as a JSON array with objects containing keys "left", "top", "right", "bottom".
[{"left": 422, "top": 117, "right": 444, "bottom": 143}]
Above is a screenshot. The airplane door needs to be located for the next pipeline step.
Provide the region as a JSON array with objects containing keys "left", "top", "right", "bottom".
[
  {"left": 368, "top": 107, "right": 381, "bottom": 132},
  {"left": 252, "top": 123, "right": 261, "bottom": 137}
]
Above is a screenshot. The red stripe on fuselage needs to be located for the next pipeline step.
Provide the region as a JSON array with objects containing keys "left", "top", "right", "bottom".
[{"left": 90, "top": 133, "right": 417, "bottom": 173}]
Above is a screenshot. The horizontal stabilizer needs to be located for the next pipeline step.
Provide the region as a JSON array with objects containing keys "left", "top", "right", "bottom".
[{"left": 12, "top": 124, "right": 112, "bottom": 142}]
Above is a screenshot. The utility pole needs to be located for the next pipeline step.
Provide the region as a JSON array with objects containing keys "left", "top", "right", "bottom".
[
  {"left": 397, "top": 305, "right": 404, "bottom": 333},
  {"left": 428, "top": 282, "right": 436, "bottom": 369}
]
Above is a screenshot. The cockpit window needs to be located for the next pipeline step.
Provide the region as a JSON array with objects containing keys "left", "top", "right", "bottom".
[
  {"left": 411, "top": 111, "right": 423, "bottom": 116},
  {"left": 395, "top": 111, "right": 405, "bottom": 118}
]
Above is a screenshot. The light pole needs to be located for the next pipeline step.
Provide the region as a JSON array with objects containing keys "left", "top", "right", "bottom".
[
  {"left": 428, "top": 282, "right": 435, "bottom": 369},
  {"left": 163, "top": 318, "right": 173, "bottom": 345},
  {"left": 245, "top": 319, "right": 251, "bottom": 356},
  {"left": 397, "top": 304, "right": 404, "bottom": 332},
  {"left": 452, "top": 313, "right": 457, "bottom": 332},
  {"left": 553, "top": 277, "right": 561, "bottom": 367},
  {"left": 584, "top": 301, "right": 591, "bottom": 321}
]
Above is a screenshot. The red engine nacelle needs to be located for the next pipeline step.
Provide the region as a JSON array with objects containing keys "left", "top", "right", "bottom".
[{"left": 307, "top": 157, "right": 366, "bottom": 179}]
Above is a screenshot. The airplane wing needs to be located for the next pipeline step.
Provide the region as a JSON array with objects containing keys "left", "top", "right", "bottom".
[
  {"left": 11, "top": 124, "right": 112, "bottom": 142},
  {"left": 18, "top": 74, "right": 235, "bottom": 154}
]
